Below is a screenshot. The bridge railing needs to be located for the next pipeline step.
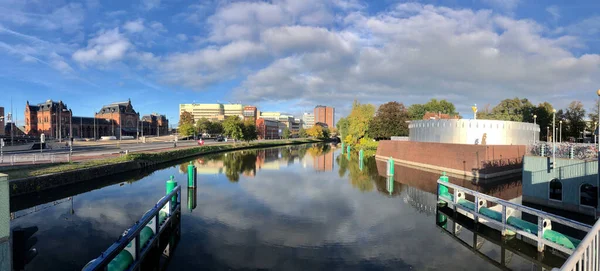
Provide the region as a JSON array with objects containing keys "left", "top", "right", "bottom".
[
  {"left": 82, "top": 185, "right": 181, "bottom": 271},
  {"left": 557, "top": 218, "right": 600, "bottom": 271},
  {"left": 437, "top": 179, "right": 591, "bottom": 255}
]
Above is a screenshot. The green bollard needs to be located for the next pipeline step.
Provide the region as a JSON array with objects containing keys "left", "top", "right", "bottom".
[
  {"left": 359, "top": 149, "right": 364, "bottom": 171},
  {"left": 187, "top": 162, "right": 195, "bottom": 188},
  {"left": 187, "top": 188, "right": 197, "bottom": 212},
  {"left": 387, "top": 157, "right": 394, "bottom": 176},
  {"left": 347, "top": 145, "right": 351, "bottom": 154},
  {"left": 166, "top": 175, "right": 177, "bottom": 205},
  {"left": 387, "top": 176, "right": 394, "bottom": 195},
  {"left": 341, "top": 142, "right": 345, "bottom": 154}
]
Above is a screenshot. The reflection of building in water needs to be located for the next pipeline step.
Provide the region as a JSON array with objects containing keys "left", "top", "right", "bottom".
[
  {"left": 404, "top": 186, "right": 437, "bottom": 216},
  {"left": 376, "top": 159, "right": 522, "bottom": 201},
  {"left": 193, "top": 159, "right": 225, "bottom": 175},
  {"left": 314, "top": 149, "right": 334, "bottom": 172}
]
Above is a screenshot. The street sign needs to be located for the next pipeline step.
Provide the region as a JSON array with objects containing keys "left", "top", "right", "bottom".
[{"left": 40, "top": 134, "right": 45, "bottom": 143}]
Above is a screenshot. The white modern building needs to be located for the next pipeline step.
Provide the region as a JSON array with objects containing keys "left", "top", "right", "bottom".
[{"left": 302, "top": 112, "right": 314, "bottom": 128}]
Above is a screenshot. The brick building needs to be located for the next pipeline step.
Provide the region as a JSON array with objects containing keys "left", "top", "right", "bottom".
[
  {"left": 141, "top": 113, "right": 169, "bottom": 136},
  {"left": 71, "top": 116, "right": 113, "bottom": 139},
  {"left": 95, "top": 100, "right": 140, "bottom": 138},
  {"left": 25, "top": 100, "right": 72, "bottom": 138},
  {"left": 256, "top": 118, "right": 285, "bottom": 139},
  {"left": 422, "top": 112, "right": 459, "bottom": 120},
  {"left": 314, "top": 105, "right": 335, "bottom": 128},
  {"left": 243, "top": 106, "right": 257, "bottom": 121}
]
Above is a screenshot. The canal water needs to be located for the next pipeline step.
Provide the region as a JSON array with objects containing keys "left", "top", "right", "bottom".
[{"left": 10, "top": 143, "right": 565, "bottom": 270}]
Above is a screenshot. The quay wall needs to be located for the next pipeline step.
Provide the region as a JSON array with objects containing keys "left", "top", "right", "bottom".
[{"left": 375, "top": 140, "right": 526, "bottom": 179}]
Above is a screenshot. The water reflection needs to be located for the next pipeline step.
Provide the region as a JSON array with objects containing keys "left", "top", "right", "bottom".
[{"left": 11, "top": 143, "right": 543, "bottom": 271}]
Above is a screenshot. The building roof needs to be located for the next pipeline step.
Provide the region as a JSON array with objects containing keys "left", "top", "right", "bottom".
[
  {"left": 98, "top": 99, "right": 137, "bottom": 115},
  {"left": 422, "top": 112, "right": 459, "bottom": 120},
  {"left": 27, "top": 100, "right": 69, "bottom": 112}
]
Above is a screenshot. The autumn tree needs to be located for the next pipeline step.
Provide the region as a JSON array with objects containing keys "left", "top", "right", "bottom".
[
  {"left": 299, "top": 127, "right": 307, "bottom": 138},
  {"left": 307, "top": 125, "right": 324, "bottom": 138},
  {"left": 369, "top": 101, "right": 410, "bottom": 140},
  {"left": 477, "top": 98, "right": 534, "bottom": 122},
  {"left": 346, "top": 100, "right": 376, "bottom": 144},
  {"left": 336, "top": 117, "right": 349, "bottom": 138},
  {"left": 179, "top": 111, "right": 195, "bottom": 136}
]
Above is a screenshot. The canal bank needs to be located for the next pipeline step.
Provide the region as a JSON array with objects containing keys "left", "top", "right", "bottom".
[{"left": 6, "top": 139, "right": 324, "bottom": 197}]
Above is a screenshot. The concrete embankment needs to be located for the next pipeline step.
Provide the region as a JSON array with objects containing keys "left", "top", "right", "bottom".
[{"left": 8, "top": 139, "right": 324, "bottom": 197}]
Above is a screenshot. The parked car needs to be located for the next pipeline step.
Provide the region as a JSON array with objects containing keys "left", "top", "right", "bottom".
[{"left": 215, "top": 135, "right": 225, "bottom": 142}]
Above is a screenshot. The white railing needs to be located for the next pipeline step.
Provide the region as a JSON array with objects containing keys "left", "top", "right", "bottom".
[
  {"left": 0, "top": 153, "right": 70, "bottom": 165},
  {"left": 557, "top": 219, "right": 600, "bottom": 271},
  {"left": 438, "top": 179, "right": 592, "bottom": 255}
]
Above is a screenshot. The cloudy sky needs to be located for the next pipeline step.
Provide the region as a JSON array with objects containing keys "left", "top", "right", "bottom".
[{"left": 2, "top": 0, "right": 600, "bottom": 124}]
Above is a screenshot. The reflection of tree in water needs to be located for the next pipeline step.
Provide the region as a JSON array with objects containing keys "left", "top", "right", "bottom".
[
  {"left": 223, "top": 151, "right": 258, "bottom": 182},
  {"left": 335, "top": 154, "right": 378, "bottom": 192}
]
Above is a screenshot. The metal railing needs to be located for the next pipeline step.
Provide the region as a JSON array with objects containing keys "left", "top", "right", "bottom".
[
  {"left": 82, "top": 185, "right": 181, "bottom": 271},
  {"left": 557, "top": 218, "right": 600, "bottom": 271},
  {"left": 0, "top": 153, "right": 70, "bottom": 165},
  {"left": 437, "top": 179, "right": 591, "bottom": 255}
]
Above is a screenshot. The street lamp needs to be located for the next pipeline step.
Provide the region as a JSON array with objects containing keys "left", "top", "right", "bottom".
[
  {"left": 533, "top": 114, "right": 537, "bottom": 144},
  {"left": 559, "top": 120, "right": 562, "bottom": 143},
  {"left": 552, "top": 109, "right": 556, "bottom": 167},
  {"left": 547, "top": 126, "right": 550, "bottom": 142}
]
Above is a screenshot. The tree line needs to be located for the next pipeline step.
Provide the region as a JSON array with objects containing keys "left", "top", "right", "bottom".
[{"left": 336, "top": 97, "right": 597, "bottom": 146}]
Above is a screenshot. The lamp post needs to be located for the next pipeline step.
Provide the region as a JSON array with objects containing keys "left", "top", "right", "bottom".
[
  {"left": 559, "top": 120, "right": 562, "bottom": 143},
  {"left": 533, "top": 114, "right": 537, "bottom": 144},
  {"left": 472, "top": 104, "right": 478, "bottom": 120},
  {"left": 547, "top": 126, "right": 550, "bottom": 142},
  {"left": 552, "top": 108, "right": 556, "bottom": 166}
]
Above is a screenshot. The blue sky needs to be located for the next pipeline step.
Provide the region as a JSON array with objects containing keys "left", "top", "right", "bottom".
[{"left": 1, "top": 0, "right": 600, "bottom": 125}]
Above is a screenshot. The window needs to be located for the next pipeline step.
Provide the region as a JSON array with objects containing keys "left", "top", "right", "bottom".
[
  {"left": 580, "top": 184, "right": 598, "bottom": 207},
  {"left": 549, "top": 179, "right": 562, "bottom": 201}
]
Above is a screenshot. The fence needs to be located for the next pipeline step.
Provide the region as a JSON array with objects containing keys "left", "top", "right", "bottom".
[
  {"left": 557, "top": 218, "right": 600, "bottom": 270},
  {"left": 0, "top": 153, "right": 70, "bottom": 165},
  {"left": 529, "top": 142, "right": 598, "bottom": 160}
]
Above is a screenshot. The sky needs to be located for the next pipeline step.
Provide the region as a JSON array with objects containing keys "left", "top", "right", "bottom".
[{"left": 1, "top": 0, "right": 600, "bottom": 126}]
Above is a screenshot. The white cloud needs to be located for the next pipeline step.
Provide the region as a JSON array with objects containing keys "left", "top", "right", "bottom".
[
  {"left": 176, "top": 33, "right": 188, "bottom": 41},
  {"left": 546, "top": 5, "right": 560, "bottom": 21},
  {"left": 149, "top": 21, "right": 167, "bottom": 32},
  {"left": 141, "top": 0, "right": 161, "bottom": 11},
  {"left": 123, "top": 19, "right": 145, "bottom": 33},
  {"left": 0, "top": 3, "right": 85, "bottom": 33},
  {"left": 72, "top": 28, "right": 132, "bottom": 64}
]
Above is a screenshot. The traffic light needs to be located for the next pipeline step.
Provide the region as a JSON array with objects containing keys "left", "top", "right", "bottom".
[{"left": 12, "top": 226, "right": 38, "bottom": 270}]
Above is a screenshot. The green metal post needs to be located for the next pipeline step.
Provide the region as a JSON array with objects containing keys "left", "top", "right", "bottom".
[
  {"left": 438, "top": 172, "right": 449, "bottom": 197},
  {"left": 387, "top": 157, "right": 394, "bottom": 176},
  {"left": 166, "top": 175, "right": 177, "bottom": 205},
  {"left": 187, "top": 188, "right": 197, "bottom": 212},
  {"left": 347, "top": 145, "right": 351, "bottom": 154},
  {"left": 341, "top": 142, "right": 345, "bottom": 154},
  {"left": 359, "top": 149, "right": 364, "bottom": 171},
  {"left": 187, "top": 162, "right": 195, "bottom": 188},
  {"left": 387, "top": 176, "right": 394, "bottom": 195}
]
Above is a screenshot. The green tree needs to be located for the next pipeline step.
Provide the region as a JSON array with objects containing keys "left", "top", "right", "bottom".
[
  {"left": 208, "top": 121, "right": 224, "bottom": 135},
  {"left": 533, "top": 102, "right": 554, "bottom": 141},
  {"left": 478, "top": 98, "right": 534, "bottom": 122},
  {"left": 223, "top": 116, "right": 243, "bottom": 143},
  {"left": 336, "top": 117, "right": 349, "bottom": 138},
  {"left": 282, "top": 127, "right": 291, "bottom": 139},
  {"left": 408, "top": 99, "right": 458, "bottom": 120},
  {"left": 588, "top": 98, "right": 600, "bottom": 125},
  {"left": 346, "top": 100, "right": 376, "bottom": 144},
  {"left": 322, "top": 128, "right": 330, "bottom": 139},
  {"left": 242, "top": 120, "right": 258, "bottom": 142},
  {"left": 564, "top": 101, "right": 586, "bottom": 138},
  {"left": 299, "top": 127, "right": 307, "bottom": 138},
  {"left": 180, "top": 111, "right": 194, "bottom": 126},
  {"left": 179, "top": 123, "right": 195, "bottom": 136},
  {"left": 369, "top": 101, "right": 410, "bottom": 140},
  {"left": 195, "top": 117, "right": 211, "bottom": 135}
]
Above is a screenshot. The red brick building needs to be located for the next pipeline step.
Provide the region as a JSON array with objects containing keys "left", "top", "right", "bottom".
[
  {"left": 25, "top": 100, "right": 72, "bottom": 138},
  {"left": 243, "top": 106, "right": 257, "bottom": 121},
  {"left": 95, "top": 100, "right": 140, "bottom": 138},
  {"left": 256, "top": 118, "right": 284, "bottom": 139},
  {"left": 314, "top": 105, "right": 335, "bottom": 129},
  {"left": 141, "top": 113, "right": 169, "bottom": 136}
]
